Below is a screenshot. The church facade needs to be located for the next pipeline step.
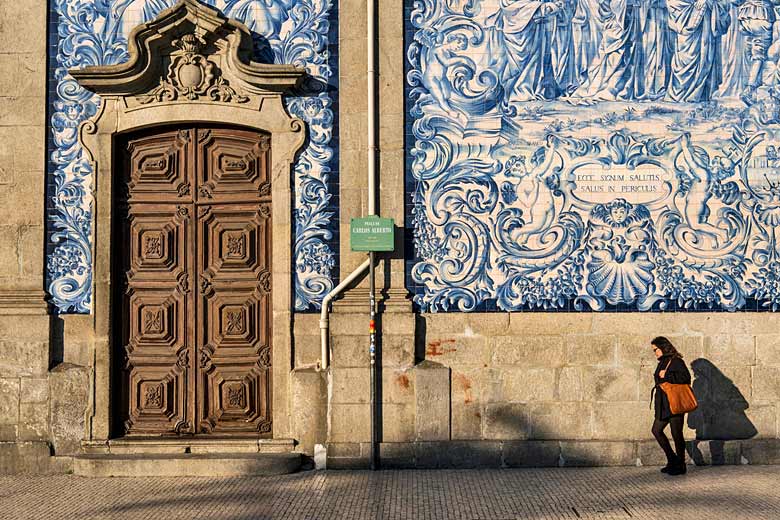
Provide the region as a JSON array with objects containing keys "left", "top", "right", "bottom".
[{"left": 1, "top": 0, "right": 780, "bottom": 473}]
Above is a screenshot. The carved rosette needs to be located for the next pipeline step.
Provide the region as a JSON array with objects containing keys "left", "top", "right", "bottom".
[
  {"left": 257, "top": 420, "right": 272, "bottom": 434},
  {"left": 199, "top": 345, "right": 214, "bottom": 370},
  {"left": 139, "top": 34, "right": 249, "bottom": 105},
  {"left": 174, "top": 420, "right": 192, "bottom": 434},
  {"left": 257, "top": 346, "right": 271, "bottom": 369},
  {"left": 176, "top": 349, "right": 189, "bottom": 370},
  {"left": 199, "top": 275, "right": 214, "bottom": 295},
  {"left": 258, "top": 203, "right": 271, "bottom": 219},
  {"left": 176, "top": 272, "right": 190, "bottom": 294}
]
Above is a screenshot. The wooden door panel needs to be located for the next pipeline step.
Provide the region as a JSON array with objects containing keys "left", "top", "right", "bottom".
[
  {"left": 203, "top": 289, "right": 268, "bottom": 353},
  {"left": 125, "top": 129, "right": 193, "bottom": 202},
  {"left": 120, "top": 129, "right": 195, "bottom": 437},
  {"left": 198, "top": 204, "right": 271, "bottom": 282},
  {"left": 126, "top": 289, "right": 187, "bottom": 357},
  {"left": 195, "top": 128, "right": 270, "bottom": 203},
  {"left": 125, "top": 364, "right": 190, "bottom": 435},
  {"left": 124, "top": 284, "right": 191, "bottom": 435},
  {"left": 196, "top": 204, "right": 272, "bottom": 435},
  {"left": 118, "top": 125, "right": 271, "bottom": 439},
  {"left": 198, "top": 361, "right": 271, "bottom": 435},
  {"left": 127, "top": 204, "right": 190, "bottom": 285}
]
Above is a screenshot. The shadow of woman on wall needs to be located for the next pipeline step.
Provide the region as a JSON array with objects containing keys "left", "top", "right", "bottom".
[{"left": 687, "top": 358, "right": 757, "bottom": 465}]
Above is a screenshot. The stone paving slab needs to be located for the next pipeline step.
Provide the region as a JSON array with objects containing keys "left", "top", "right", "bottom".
[{"left": 0, "top": 466, "right": 778, "bottom": 519}]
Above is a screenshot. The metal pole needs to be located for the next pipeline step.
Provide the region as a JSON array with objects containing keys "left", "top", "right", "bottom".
[{"left": 368, "top": 251, "right": 377, "bottom": 470}]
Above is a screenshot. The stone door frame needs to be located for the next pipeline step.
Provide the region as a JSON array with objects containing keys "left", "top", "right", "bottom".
[{"left": 70, "top": 0, "right": 305, "bottom": 446}]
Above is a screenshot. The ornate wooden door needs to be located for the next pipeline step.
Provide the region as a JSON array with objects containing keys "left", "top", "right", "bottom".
[{"left": 117, "top": 126, "right": 272, "bottom": 437}]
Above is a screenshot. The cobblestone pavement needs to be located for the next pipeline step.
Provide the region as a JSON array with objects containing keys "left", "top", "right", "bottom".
[{"left": 1, "top": 466, "right": 779, "bottom": 520}]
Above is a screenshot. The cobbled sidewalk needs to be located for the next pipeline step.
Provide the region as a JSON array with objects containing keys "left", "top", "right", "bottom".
[{"left": 1, "top": 466, "right": 779, "bottom": 520}]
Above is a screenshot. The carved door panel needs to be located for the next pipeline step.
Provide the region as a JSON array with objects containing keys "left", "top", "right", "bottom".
[
  {"left": 194, "top": 128, "right": 272, "bottom": 435},
  {"left": 118, "top": 126, "right": 271, "bottom": 437}
]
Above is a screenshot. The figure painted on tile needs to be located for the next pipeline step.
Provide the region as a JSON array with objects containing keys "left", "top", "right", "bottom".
[
  {"left": 641, "top": 0, "right": 673, "bottom": 99},
  {"left": 110, "top": 0, "right": 174, "bottom": 40},
  {"left": 572, "top": 0, "right": 600, "bottom": 85},
  {"left": 753, "top": 176, "right": 780, "bottom": 257},
  {"left": 675, "top": 136, "right": 737, "bottom": 246},
  {"left": 419, "top": 32, "right": 476, "bottom": 117},
  {"left": 222, "top": 0, "right": 292, "bottom": 40},
  {"left": 666, "top": 0, "right": 731, "bottom": 103},
  {"left": 586, "top": 199, "right": 655, "bottom": 304},
  {"left": 715, "top": 1, "right": 750, "bottom": 98},
  {"left": 550, "top": 0, "right": 579, "bottom": 94},
  {"left": 502, "top": 153, "right": 558, "bottom": 243},
  {"left": 569, "top": 0, "right": 646, "bottom": 101},
  {"left": 736, "top": 0, "right": 778, "bottom": 105},
  {"left": 487, "top": 0, "right": 563, "bottom": 102}
]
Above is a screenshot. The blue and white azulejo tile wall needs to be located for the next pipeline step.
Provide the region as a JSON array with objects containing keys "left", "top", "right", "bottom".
[
  {"left": 405, "top": 0, "right": 780, "bottom": 312},
  {"left": 45, "top": 0, "right": 338, "bottom": 313}
]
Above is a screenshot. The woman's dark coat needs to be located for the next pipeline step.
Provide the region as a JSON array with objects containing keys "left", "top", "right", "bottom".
[{"left": 653, "top": 355, "right": 692, "bottom": 420}]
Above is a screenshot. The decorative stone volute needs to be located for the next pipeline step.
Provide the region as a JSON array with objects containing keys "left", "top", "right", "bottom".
[{"left": 69, "top": 0, "right": 304, "bottom": 101}]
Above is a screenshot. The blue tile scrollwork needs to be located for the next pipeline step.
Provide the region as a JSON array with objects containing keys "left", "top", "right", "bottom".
[
  {"left": 405, "top": 0, "right": 780, "bottom": 311},
  {"left": 46, "top": 0, "right": 337, "bottom": 312}
]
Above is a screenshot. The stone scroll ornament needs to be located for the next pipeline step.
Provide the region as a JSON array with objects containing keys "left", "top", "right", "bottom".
[
  {"left": 47, "top": 0, "right": 336, "bottom": 312},
  {"left": 406, "top": 0, "right": 780, "bottom": 311}
]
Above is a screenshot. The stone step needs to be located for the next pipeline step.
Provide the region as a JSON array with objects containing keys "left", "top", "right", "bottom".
[
  {"left": 90, "top": 437, "right": 296, "bottom": 455},
  {"left": 73, "top": 452, "right": 301, "bottom": 477}
]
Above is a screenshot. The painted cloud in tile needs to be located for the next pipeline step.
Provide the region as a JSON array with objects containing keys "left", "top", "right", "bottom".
[
  {"left": 406, "top": 0, "right": 780, "bottom": 311},
  {"left": 47, "top": 0, "right": 336, "bottom": 313}
]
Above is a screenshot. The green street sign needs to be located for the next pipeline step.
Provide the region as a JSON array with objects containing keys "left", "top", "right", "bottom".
[{"left": 350, "top": 216, "right": 395, "bottom": 252}]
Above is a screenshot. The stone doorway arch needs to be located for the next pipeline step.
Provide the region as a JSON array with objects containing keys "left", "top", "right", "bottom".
[{"left": 70, "top": 0, "right": 305, "bottom": 448}]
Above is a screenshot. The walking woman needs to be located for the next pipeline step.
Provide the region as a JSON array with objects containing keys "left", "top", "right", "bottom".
[{"left": 650, "top": 336, "right": 691, "bottom": 475}]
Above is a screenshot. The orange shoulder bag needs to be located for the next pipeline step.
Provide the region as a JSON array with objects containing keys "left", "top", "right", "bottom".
[{"left": 659, "top": 358, "right": 698, "bottom": 414}]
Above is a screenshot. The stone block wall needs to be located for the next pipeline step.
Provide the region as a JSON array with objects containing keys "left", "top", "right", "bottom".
[
  {"left": 0, "top": 0, "right": 90, "bottom": 475},
  {"left": 0, "top": 0, "right": 49, "bottom": 474},
  {"left": 322, "top": 312, "right": 780, "bottom": 468}
]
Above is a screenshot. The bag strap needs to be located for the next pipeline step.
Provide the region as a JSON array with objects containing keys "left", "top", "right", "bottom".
[{"left": 665, "top": 358, "right": 673, "bottom": 371}]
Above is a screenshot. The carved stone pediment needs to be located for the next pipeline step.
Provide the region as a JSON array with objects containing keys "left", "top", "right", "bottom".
[{"left": 69, "top": 0, "right": 304, "bottom": 103}]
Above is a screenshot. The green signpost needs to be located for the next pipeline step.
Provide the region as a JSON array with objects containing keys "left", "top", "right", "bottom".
[{"left": 350, "top": 216, "right": 395, "bottom": 252}]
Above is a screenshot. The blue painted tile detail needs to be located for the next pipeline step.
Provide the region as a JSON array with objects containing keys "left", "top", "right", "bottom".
[
  {"left": 45, "top": 0, "right": 338, "bottom": 313},
  {"left": 404, "top": 0, "right": 780, "bottom": 312}
]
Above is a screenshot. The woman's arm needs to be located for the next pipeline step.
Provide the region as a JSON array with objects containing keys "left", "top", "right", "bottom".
[{"left": 663, "top": 358, "right": 692, "bottom": 384}]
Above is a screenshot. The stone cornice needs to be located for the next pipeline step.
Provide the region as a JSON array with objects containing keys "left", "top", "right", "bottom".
[
  {"left": 0, "top": 290, "right": 49, "bottom": 315},
  {"left": 69, "top": 0, "right": 304, "bottom": 97}
]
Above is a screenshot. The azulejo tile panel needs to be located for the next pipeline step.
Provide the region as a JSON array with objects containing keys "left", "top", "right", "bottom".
[
  {"left": 46, "top": 0, "right": 337, "bottom": 313},
  {"left": 405, "top": 0, "right": 780, "bottom": 312}
]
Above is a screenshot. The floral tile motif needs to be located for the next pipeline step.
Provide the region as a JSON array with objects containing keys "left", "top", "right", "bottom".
[
  {"left": 406, "top": 0, "right": 780, "bottom": 312},
  {"left": 46, "top": 0, "right": 337, "bottom": 313}
]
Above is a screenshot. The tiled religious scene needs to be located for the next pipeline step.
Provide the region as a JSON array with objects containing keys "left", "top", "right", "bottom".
[
  {"left": 1, "top": 0, "right": 780, "bottom": 477},
  {"left": 406, "top": 0, "right": 780, "bottom": 311}
]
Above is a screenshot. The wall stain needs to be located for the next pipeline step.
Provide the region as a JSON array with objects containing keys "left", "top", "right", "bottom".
[
  {"left": 427, "top": 339, "right": 457, "bottom": 357},
  {"left": 453, "top": 372, "right": 473, "bottom": 404},
  {"left": 396, "top": 373, "right": 410, "bottom": 390}
]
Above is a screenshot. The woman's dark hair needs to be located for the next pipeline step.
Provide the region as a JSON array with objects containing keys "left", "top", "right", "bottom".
[{"left": 651, "top": 336, "right": 683, "bottom": 358}]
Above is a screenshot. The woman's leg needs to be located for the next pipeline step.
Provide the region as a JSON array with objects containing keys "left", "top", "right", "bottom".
[
  {"left": 668, "top": 414, "right": 686, "bottom": 464},
  {"left": 651, "top": 418, "right": 676, "bottom": 463}
]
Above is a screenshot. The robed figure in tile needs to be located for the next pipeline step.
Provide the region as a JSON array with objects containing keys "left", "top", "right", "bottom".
[
  {"left": 110, "top": 0, "right": 175, "bottom": 40},
  {"left": 222, "top": 0, "right": 291, "bottom": 39},
  {"left": 487, "top": 0, "right": 563, "bottom": 102},
  {"left": 550, "top": 0, "right": 579, "bottom": 95},
  {"left": 572, "top": 0, "right": 601, "bottom": 85},
  {"left": 569, "top": 0, "right": 646, "bottom": 101},
  {"left": 715, "top": 1, "right": 749, "bottom": 98},
  {"left": 666, "top": 0, "right": 731, "bottom": 102},
  {"left": 641, "top": 0, "right": 674, "bottom": 99}
]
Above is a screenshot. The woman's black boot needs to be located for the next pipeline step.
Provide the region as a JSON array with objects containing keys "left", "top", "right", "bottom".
[{"left": 667, "top": 456, "right": 687, "bottom": 476}]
